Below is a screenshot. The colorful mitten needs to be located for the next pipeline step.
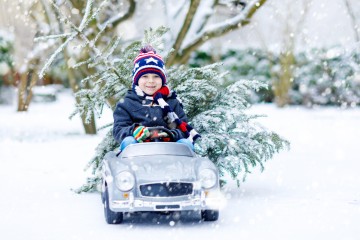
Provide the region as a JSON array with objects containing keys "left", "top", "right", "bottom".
[{"left": 133, "top": 126, "right": 150, "bottom": 142}]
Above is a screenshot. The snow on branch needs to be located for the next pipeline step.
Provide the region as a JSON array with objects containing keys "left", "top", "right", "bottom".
[
  {"left": 38, "top": 33, "right": 76, "bottom": 79},
  {"left": 193, "top": 0, "right": 218, "bottom": 34},
  {"left": 82, "top": 0, "right": 110, "bottom": 31},
  {"left": 182, "top": 0, "right": 268, "bottom": 54},
  {"left": 78, "top": 0, "right": 95, "bottom": 31},
  {"left": 34, "top": 33, "right": 74, "bottom": 42},
  {"left": 38, "top": 0, "right": 111, "bottom": 78},
  {"left": 167, "top": 0, "right": 201, "bottom": 65},
  {"left": 98, "top": 0, "right": 136, "bottom": 30}
]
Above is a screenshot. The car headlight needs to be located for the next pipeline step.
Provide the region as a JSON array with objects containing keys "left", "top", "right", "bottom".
[
  {"left": 199, "top": 168, "right": 217, "bottom": 189},
  {"left": 115, "top": 171, "right": 135, "bottom": 191}
]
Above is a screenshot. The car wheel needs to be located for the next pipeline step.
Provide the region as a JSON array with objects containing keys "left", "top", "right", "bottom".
[
  {"left": 101, "top": 182, "right": 105, "bottom": 204},
  {"left": 104, "top": 186, "right": 123, "bottom": 224},
  {"left": 201, "top": 210, "right": 219, "bottom": 221}
]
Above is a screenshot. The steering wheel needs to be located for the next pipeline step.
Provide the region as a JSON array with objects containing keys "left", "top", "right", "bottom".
[{"left": 147, "top": 126, "right": 175, "bottom": 142}]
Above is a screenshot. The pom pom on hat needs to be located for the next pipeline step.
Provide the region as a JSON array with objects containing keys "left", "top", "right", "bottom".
[{"left": 132, "top": 45, "right": 166, "bottom": 86}]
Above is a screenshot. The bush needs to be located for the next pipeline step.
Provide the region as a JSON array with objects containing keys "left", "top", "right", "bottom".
[
  {"left": 0, "top": 30, "right": 14, "bottom": 80},
  {"left": 190, "top": 47, "right": 360, "bottom": 107}
]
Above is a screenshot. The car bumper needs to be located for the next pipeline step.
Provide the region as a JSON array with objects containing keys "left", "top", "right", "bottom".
[{"left": 110, "top": 193, "right": 221, "bottom": 212}]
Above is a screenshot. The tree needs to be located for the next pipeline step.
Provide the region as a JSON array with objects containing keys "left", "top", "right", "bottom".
[
  {"left": 28, "top": 0, "right": 136, "bottom": 133},
  {"left": 162, "top": 0, "right": 268, "bottom": 65},
  {"left": 0, "top": 1, "right": 39, "bottom": 111},
  {"left": 248, "top": 0, "right": 312, "bottom": 107},
  {"left": 268, "top": 0, "right": 311, "bottom": 107}
]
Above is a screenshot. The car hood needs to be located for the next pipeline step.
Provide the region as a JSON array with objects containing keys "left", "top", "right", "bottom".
[{"left": 110, "top": 155, "right": 198, "bottom": 183}]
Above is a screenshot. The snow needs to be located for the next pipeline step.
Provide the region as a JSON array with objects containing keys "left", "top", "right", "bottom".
[{"left": 1, "top": 91, "right": 359, "bottom": 240}]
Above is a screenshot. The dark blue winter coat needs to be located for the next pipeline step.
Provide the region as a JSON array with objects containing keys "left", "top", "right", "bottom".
[{"left": 113, "top": 90, "right": 188, "bottom": 143}]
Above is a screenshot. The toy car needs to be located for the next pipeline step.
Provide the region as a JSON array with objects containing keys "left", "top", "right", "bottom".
[{"left": 101, "top": 127, "right": 221, "bottom": 224}]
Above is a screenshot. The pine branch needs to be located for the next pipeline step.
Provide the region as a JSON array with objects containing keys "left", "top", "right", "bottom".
[
  {"left": 39, "top": 33, "right": 76, "bottom": 79},
  {"left": 78, "top": 0, "right": 95, "bottom": 31},
  {"left": 34, "top": 33, "right": 74, "bottom": 42},
  {"left": 143, "top": 27, "right": 169, "bottom": 51},
  {"left": 103, "top": 36, "right": 122, "bottom": 60},
  {"left": 48, "top": 0, "right": 102, "bottom": 55}
]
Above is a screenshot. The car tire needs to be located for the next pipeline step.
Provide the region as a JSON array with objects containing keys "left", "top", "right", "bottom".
[
  {"left": 104, "top": 186, "right": 123, "bottom": 224},
  {"left": 201, "top": 210, "right": 219, "bottom": 221},
  {"left": 101, "top": 184, "right": 105, "bottom": 204}
]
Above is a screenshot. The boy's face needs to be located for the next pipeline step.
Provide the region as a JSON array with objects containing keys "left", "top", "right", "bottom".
[{"left": 138, "top": 73, "right": 162, "bottom": 95}]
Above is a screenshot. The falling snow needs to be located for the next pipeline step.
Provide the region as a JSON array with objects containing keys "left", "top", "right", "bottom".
[{"left": 0, "top": 91, "right": 359, "bottom": 240}]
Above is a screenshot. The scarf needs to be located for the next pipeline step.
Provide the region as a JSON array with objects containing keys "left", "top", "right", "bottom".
[{"left": 133, "top": 85, "right": 201, "bottom": 143}]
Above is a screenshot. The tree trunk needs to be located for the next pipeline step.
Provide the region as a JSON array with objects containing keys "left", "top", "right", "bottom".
[
  {"left": 167, "top": 0, "right": 201, "bottom": 66},
  {"left": 81, "top": 109, "right": 97, "bottom": 135},
  {"left": 17, "top": 73, "right": 28, "bottom": 111},
  {"left": 274, "top": 51, "right": 295, "bottom": 107},
  {"left": 63, "top": 50, "right": 97, "bottom": 135},
  {"left": 17, "top": 63, "right": 39, "bottom": 112}
]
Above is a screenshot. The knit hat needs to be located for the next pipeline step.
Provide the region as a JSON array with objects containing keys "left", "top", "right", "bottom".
[{"left": 132, "top": 46, "right": 166, "bottom": 86}]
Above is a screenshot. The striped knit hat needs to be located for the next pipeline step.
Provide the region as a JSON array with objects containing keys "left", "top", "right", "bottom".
[{"left": 132, "top": 46, "right": 166, "bottom": 86}]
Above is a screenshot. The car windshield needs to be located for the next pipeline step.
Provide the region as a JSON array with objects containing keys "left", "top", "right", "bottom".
[
  {"left": 121, "top": 154, "right": 196, "bottom": 180},
  {"left": 121, "top": 142, "right": 195, "bottom": 158}
]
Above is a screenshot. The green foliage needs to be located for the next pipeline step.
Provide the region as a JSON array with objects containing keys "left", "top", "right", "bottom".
[
  {"left": 74, "top": 129, "right": 117, "bottom": 193},
  {"left": 190, "top": 49, "right": 275, "bottom": 103},
  {"left": 191, "top": 79, "right": 289, "bottom": 181},
  {"left": 191, "top": 47, "right": 360, "bottom": 107},
  {"left": 0, "top": 31, "right": 14, "bottom": 78},
  {"left": 0, "top": 31, "right": 14, "bottom": 105},
  {"left": 292, "top": 47, "right": 360, "bottom": 107}
]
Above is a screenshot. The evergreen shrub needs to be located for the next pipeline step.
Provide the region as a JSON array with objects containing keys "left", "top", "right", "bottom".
[{"left": 191, "top": 47, "right": 360, "bottom": 107}]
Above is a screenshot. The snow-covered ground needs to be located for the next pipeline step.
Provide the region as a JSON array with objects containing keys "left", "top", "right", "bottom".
[{"left": 0, "top": 91, "right": 359, "bottom": 240}]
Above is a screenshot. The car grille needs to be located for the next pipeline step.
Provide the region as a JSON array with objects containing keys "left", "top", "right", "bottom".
[{"left": 139, "top": 182, "right": 193, "bottom": 197}]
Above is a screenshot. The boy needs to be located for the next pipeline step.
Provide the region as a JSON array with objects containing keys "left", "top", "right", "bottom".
[{"left": 113, "top": 45, "right": 200, "bottom": 151}]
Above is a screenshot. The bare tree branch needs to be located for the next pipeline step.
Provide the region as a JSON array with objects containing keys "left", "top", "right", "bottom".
[
  {"left": 102, "top": 0, "right": 136, "bottom": 30},
  {"left": 195, "top": 0, "right": 219, "bottom": 34},
  {"left": 296, "top": 0, "right": 312, "bottom": 34},
  {"left": 162, "top": 0, "right": 188, "bottom": 50},
  {"left": 343, "top": 0, "right": 360, "bottom": 42},
  {"left": 175, "top": 0, "right": 268, "bottom": 64},
  {"left": 167, "top": 0, "right": 201, "bottom": 66}
]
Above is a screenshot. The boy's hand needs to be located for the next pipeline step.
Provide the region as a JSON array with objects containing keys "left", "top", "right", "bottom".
[{"left": 133, "top": 126, "right": 150, "bottom": 142}]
